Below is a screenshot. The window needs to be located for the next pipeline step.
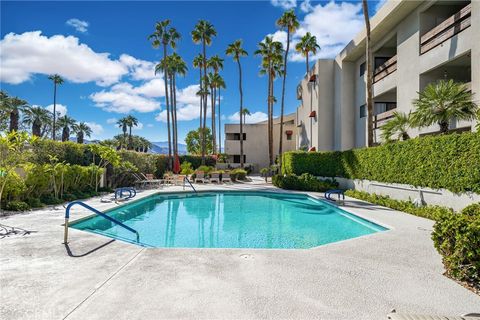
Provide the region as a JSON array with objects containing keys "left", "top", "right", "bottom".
[
  {"left": 287, "top": 134, "right": 292, "bottom": 140},
  {"left": 233, "top": 155, "right": 246, "bottom": 163},
  {"left": 359, "top": 62, "right": 366, "bottom": 77},
  {"left": 233, "top": 133, "right": 246, "bottom": 141},
  {"left": 359, "top": 104, "right": 366, "bottom": 118},
  {"left": 374, "top": 102, "right": 397, "bottom": 115},
  {"left": 374, "top": 57, "right": 391, "bottom": 70}
]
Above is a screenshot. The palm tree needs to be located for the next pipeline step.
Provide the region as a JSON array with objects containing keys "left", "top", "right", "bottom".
[
  {"left": 380, "top": 112, "right": 412, "bottom": 142},
  {"left": 193, "top": 54, "right": 206, "bottom": 130},
  {"left": 255, "top": 36, "right": 284, "bottom": 165},
  {"left": 125, "top": 115, "right": 139, "bottom": 149},
  {"left": 207, "top": 55, "right": 224, "bottom": 153},
  {"left": 1, "top": 94, "right": 28, "bottom": 133},
  {"left": 192, "top": 20, "right": 217, "bottom": 164},
  {"left": 411, "top": 80, "right": 478, "bottom": 134},
  {"left": 149, "top": 20, "right": 180, "bottom": 169},
  {"left": 116, "top": 117, "right": 129, "bottom": 149},
  {"left": 226, "top": 40, "right": 248, "bottom": 168},
  {"left": 241, "top": 108, "right": 251, "bottom": 125},
  {"left": 57, "top": 115, "right": 76, "bottom": 142},
  {"left": 216, "top": 75, "right": 226, "bottom": 153},
  {"left": 0, "top": 91, "right": 9, "bottom": 132},
  {"left": 295, "top": 32, "right": 320, "bottom": 74},
  {"left": 361, "top": 0, "right": 374, "bottom": 147},
  {"left": 22, "top": 106, "right": 51, "bottom": 137},
  {"left": 170, "top": 53, "right": 188, "bottom": 156},
  {"left": 276, "top": 10, "right": 299, "bottom": 167},
  {"left": 48, "top": 74, "right": 64, "bottom": 140},
  {"left": 73, "top": 122, "right": 92, "bottom": 144}
]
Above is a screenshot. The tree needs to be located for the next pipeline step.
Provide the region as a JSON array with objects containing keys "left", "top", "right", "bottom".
[
  {"left": 226, "top": 39, "right": 248, "bottom": 168},
  {"left": 380, "top": 112, "right": 411, "bottom": 142},
  {"left": 193, "top": 54, "right": 206, "bottom": 130},
  {"left": 0, "top": 93, "right": 29, "bottom": 133},
  {"left": 73, "top": 122, "right": 92, "bottom": 144},
  {"left": 192, "top": 20, "right": 217, "bottom": 164},
  {"left": 48, "top": 74, "right": 64, "bottom": 140},
  {"left": 168, "top": 53, "right": 188, "bottom": 156},
  {"left": 276, "top": 10, "right": 299, "bottom": 167},
  {"left": 207, "top": 55, "right": 225, "bottom": 153},
  {"left": 89, "top": 144, "right": 121, "bottom": 192},
  {"left": 241, "top": 108, "right": 251, "bottom": 124},
  {"left": 149, "top": 20, "right": 180, "bottom": 169},
  {"left": 411, "top": 80, "right": 478, "bottom": 134},
  {"left": 361, "top": 0, "right": 374, "bottom": 147},
  {"left": 125, "top": 115, "right": 138, "bottom": 150},
  {"left": 255, "top": 36, "right": 284, "bottom": 165},
  {"left": 295, "top": 32, "right": 320, "bottom": 74},
  {"left": 22, "top": 106, "right": 51, "bottom": 137},
  {"left": 116, "top": 117, "right": 129, "bottom": 149},
  {"left": 0, "top": 91, "right": 9, "bottom": 132},
  {"left": 216, "top": 75, "right": 226, "bottom": 153},
  {"left": 57, "top": 115, "right": 76, "bottom": 142},
  {"left": 185, "top": 127, "right": 213, "bottom": 155}
]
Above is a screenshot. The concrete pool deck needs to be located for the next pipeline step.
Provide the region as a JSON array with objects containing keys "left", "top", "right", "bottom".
[{"left": 1, "top": 181, "right": 479, "bottom": 320}]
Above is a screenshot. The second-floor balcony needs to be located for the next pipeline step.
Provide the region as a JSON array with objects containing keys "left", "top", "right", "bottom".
[
  {"left": 373, "top": 55, "right": 397, "bottom": 83},
  {"left": 374, "top": 108, "right": 397, "bottom": 130}
]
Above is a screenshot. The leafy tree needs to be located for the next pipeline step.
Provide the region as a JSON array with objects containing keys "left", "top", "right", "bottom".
[
  {"left": 380, "top": 112, "right": 411, "bottom": 142},
  {"left": 56, "top": 115, "right": 76, "bottom": 142},
  {"left": 185, "top": 127, "right": 213, "bottom": 155},
  {"left": 22, "top": 106, "right": 51, "bottom": 137},
  {"left": 226, "top": 39, "right": 248, "bottom": 168},
  {"left": 89, "top": 144, "right": 121, "bottom": 191},
  {"left": 48, "top": 74, "right": 64, "bottom": 140},
  {"left": 295, "top": 32, "right": 320, "bottom": 74},
  {"left": 411, "top": 80, "right": 478, "bottom": 133},
  {"left": 73, "top": 122, "right": 92, "bottom": 144}
]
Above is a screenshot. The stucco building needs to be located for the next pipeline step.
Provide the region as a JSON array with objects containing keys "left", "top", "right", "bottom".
[{"left": 296, "top": 0, "right": 479, "bottom": 151}]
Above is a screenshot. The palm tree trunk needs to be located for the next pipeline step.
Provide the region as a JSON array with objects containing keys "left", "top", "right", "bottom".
[
  {"left": 32, "top": 119, "right": 41, "bottom": 137},
  {"left": 362, "top": 0, "right": 374, "bottom": 147},
  {"left": 77, "top": 133, "right": 84, "bottom": 144},
  {"left": 52, "top": 83, "right": 57, "bottom": 140},
  {"left": 173, "top": 74, "right": 178, "bottom": 156},
  {"left": 218, "top": 87, "right": 222, "bottom": 153},
  {"left": 163, "top": 44, "right": 172, "bottom": 169},
  {"left": 237, "top": 59, "right": 244, "bottom": 168},
  {"left": 169, "top": 74, "right": 176, "bottom": 156},
  {"left": 199, "top": 68, "right": 203, "bottom": 131},
  {"left": 128, "top": 126, "right": 133, "bottom": 149},
  {"left": 278, "top": 30, "right": 290, "bottom": 168},
  {"left": 211, "top": 86, "right": 216, "bottom": 154},
  {"left": 439, "top": 121, "right": 449, "bottom": 134},
  {"left": 306, "top": 52, "right": 309, "bottom": 75},
  {"left": 268, "top": 70, "right": 274, "bottom": 166},
  {"left": 9, "top": 109, "right": 19, "bottom": 132},
  {"left": 201, "top": 41, "right": 208, "bottom": 164},
  {"left": 62, "top": 127, "right": 69, "bottom": 142}
]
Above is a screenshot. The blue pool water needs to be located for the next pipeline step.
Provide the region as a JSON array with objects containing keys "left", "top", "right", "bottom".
[{"left": 71, "top": 191, "right": 387, "bottom": 249}]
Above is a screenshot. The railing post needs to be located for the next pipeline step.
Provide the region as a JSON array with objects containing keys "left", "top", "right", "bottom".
[{"left": 64, "top": 218, "right": 69, "bottom": 244}]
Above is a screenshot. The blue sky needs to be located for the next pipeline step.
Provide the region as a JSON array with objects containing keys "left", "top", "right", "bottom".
[{"left": 1, "top": 0, "right": 385, "bottom": 143}]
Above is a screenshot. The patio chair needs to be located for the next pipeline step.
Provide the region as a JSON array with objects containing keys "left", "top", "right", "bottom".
[
  {"left": 164, "top": 173, "right": 175, "bottom": 186},
  {"left": 222, "top": 172, "right": 231, "bottom": 183},
  {"left": 174, "top": 174, "right": 186, "bottom": 186},
  {"left": 210, "top": 172, "right": 220, "bottom": 183},
  {"left": 387, "top": 310, "right": 480, "bottom": 320},
  {"left": 194, "top": 171, "right": 208, "bottom": 183}
]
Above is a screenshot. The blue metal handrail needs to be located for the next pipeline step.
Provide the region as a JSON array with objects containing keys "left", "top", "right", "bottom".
[
  {"left": 183, "top": 176, "right": 197, "bottom": 193},
  {"left": 114, "top": 187, "right": 136, "bottom": 200},
  {"left": 64, "top": 201, "right": 139, "bottom": 244}
]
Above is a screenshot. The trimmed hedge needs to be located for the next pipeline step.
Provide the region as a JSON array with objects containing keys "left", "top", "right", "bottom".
[
  {"left": 273, "top": 173, "right": 339, "bottom": 192},
  {"left": 282, "top": 132, "right": 480, "bottom": 193}
]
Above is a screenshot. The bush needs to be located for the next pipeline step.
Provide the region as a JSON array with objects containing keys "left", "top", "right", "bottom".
[
  {"left": 273, "top": 173, "right": 339, "bottom": 192},
  {"left": 6, "top": 200, "right": 30, "bottom": 211},
  {"left": 282, "top": 132, "right": 480, "bottom": 193},
  {"left": 26, "top": 197, "right": 43, "bottom": 208},
  {"left": 230, "top": 169, "right": 247, "bottom": 181},
  {"left": 180, "top": 161, "right": 194, "bottom": 175},
  {"left": 432, "top": 204, "right": 480, "bottom": 289}
]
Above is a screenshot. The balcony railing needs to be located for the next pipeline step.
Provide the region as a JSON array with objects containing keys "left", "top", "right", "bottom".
[
  {"left": 373, "top": 56, "right": 397, "bottom": 83},
  {"left": 420, "top": 4, "right": 471, "bottom": 55},
  {"left": 374, "top": 109, "right": 396, "bottom": 129}
]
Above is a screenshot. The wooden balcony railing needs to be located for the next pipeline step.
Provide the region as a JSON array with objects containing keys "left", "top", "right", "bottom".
[
  {"left": 420, "top": 4, "right": 471, "bottom": 55},
  {"left": 373, "top": 55, "right": 397, "bottom": 83},
  {"left": 374, "top": 109, "right": 396, "bottom": 129}
]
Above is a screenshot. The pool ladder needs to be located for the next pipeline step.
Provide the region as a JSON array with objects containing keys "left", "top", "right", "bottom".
[
  {"left": 64, "top": 201, "right": 139, "bottom": 244},
  {"left": 183, "top": 176, "right": 197, "bottom": 193}
]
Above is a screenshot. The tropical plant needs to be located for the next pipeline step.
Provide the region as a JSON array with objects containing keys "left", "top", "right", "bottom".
[
  {"left": 295, "top": 32, "right": 320, "bottom": 74},
  {"left": 361, "top": 0, "right": 374, "bottom": 147},
  {"left": 185, "top": 127, "right": 213, "bottom": 155},
  {"left": 411, "top": 80, "right": 478, "bottom": 133},
  {"left": 48, "top": 74, "right": 64, "bottom": 140},
  {"left": 226, "top": 40, "right": 248, "bottom": 168},
  {"left": 207, "top": 55, "right": 225, "bottom": 153},
  {"left": 241, "top": 108, "right": 251, "bottom": 124},
  {"left": 125, "top": 115, "right": 139, "bottom": 149},
  {"left": 276, "top": 9, "right": 299, "bottom": 167},
  {"left": 215, "top": 75, "right": 226, "bottom": 153},
  {"left": 0, "top": 91, "right": 9, "bottom": 132},
  {"left": 73, "top": 122, "right": 92, "bottom": 144},
  {"left": 380, "top": 112, "right": 411, "bottom": 142},
  {"left": 56, "top": 115, "right": 76, "bottom": 142},
  {"left": 193, "top": 53, "right": 206, "bottom": 130},
  {"left": 116, "top": 117, "right": 129, "bottom": 149},
  {"left": 0, "top": 92, "right": 29, "bottom": 133},
  {"left": 89, "top": 144, "right": 121, "bottom": 191},
  {"left": 192, "top": 20, "right": 217, "bottom": 164},
  {"left": 22, "top": 106, "right": 51, "bottom": 137}
]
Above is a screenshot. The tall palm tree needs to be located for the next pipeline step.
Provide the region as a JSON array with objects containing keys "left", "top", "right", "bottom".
[
  {"left": 207, "top": 55, "right": 224, "bottom": 153},
  {"left": 149, "top": 20, "right": 180, "bottom": 169},
  {"left": 226, "top": 39, "right": 248, "bottom": 168},
  {"left": 411, "top": 80, "right": 478, "bottom": 134},
  {"left": 1, "top": 95, "right": 28, "bottom": 133},
  {"left": 22, "top": 106, "right": 51, "bottom": 137},
  {"left": 255, "top": 36, "right": 284, "bottom": 165},
  {"left": 193, "top": 54, "right": 205, "bottom": 130},
  {"left": 170, "top": 53, "right": 188, "bottom": 156},
  {"left": 125, "top": 115, "right": 139, "bottom": 149},
  {"left": 295, "top": 32, "right": 320, "bottom": 74},
  {"left": 276, "top": 10, "right": 299, "bottom": 167},
  {"left": 241, "top": 108, "right": 251, "bottom": 124},
  {"left": 380, "top": 112, "right": 412, "bottom": 142},
  {"left": 361, "top": 0, "right": 374, "bottom": 147},
  {"left": 73, "top": 122, "right": 92, "bottom": 144},
  {"left": 215, "top": 75, "right": 226, "bottom": 153},
  {"left": 192, "top": 20, "right": 217, "bottom": 164},
  {"left": 48, "top": 74, "right": 64, "bottom": 140},
  {"left": 116, "top": 117, "right": 129, "bottom": 149},
  {"left": 57, "top": 115, "right": 76, "bottom": 142}
]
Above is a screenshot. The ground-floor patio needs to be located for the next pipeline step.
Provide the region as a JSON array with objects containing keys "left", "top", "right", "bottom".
[{"left": 1, "top": 180, "right": 479, "bottom": 319}]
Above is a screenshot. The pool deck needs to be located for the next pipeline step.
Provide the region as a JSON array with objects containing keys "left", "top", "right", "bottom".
[{"left": 1, "top": 179, "right": 479, "bottom": 320}]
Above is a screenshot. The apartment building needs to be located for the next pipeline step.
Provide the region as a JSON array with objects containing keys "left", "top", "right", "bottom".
[
  {"left": 296, "top": 0, "right": 479, "bottom": 151},
  {"left": 224, "top": 113, "right": 296, "bottom": 171}
]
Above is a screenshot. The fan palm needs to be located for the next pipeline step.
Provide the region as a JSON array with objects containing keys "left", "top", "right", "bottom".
[
  {"left": 73, "top": 122, "right": 92, "bottom": 144},
  {"left": 215, "top": 75, "right": 226, "bottom": 153},
  {"left": 22, "top": 106, "right": 51, "bottom": 137},
  {"left": 0, "top": 93, "right": 29, "bottom": 133},
  {"left": 411, "top": 80, "right": 477, "bottom": 134},
  {"left": 48, "top": 74, "right": 64, "bottom": 140},
  {"left": 226, "top": 39, "right": 248, "bottom": 168},
  {"left": 125, "top": 115, "right": 139, "bottom": 149},
  {"left": 380, "top": 112, "right": 411, "bottom": 142},
  {"left": 0, "top": 91, "right": 9, "bottom": 132},
  {"left": 57, "top": 115, "right": 76, "bottom": 142},
  {"left": 193, "top": 54, "right": 206, "bottom": 129},
  {"left": 116, "top": 117, "right": 129, "bottom": 149},
  {"left": 192, "top": 20, "right": 217, "bottom": 164},
  {"left": 295, "top": 32, "right": 320, "bottom": 74},
  {"left": 241, "top": 108, "right": 251, "bottom": 124},
  {"left": 207, "top": 55, "right": 224, "bottom": 153},
  {"left": 276, "top": 10, "right": 299, "bottom": 167},
  {"left": 169, "top": 53, "right": 188, "bottom": 156}
]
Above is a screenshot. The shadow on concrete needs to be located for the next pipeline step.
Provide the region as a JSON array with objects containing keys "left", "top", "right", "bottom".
[{"left": 64, "top": 239, "right": 116, "bottom": 258}]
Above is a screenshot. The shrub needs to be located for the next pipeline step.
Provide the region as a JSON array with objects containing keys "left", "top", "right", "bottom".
[
  {"left": 26, "top": 198, "right": 43, "bottom": 208},
  {"left": 40, "top": 195, "right": 64, "bottom": 205},
  {"left": 230, "top": 169, "right": 247, "bottom": 181},
  {"left": 461, "top": 203, "right": 480, "bottom": 217},
  {"left": 196, "top": 165, "right": 214, "bottom": 174},
  {"left": 6, "top": 200, "right": 30, "bottom": 211},
  {"left": 273, "top": 173, "right": 338, "bottom": 192},
  {"left": 282, "top": 132, "right": 480, "bottom": 194},
  {"left": 180, "top": 161, "right": 194, "bottom": 175}
]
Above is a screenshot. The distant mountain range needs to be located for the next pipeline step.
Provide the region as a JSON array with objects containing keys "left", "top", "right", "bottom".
[{"left": 150, "top": 141, "right": 187, "bottom": 155}]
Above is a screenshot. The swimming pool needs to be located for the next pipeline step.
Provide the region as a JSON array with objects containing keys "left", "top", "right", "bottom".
[{"left": 71, "top": 191, "right": 387, "bottom": 249}]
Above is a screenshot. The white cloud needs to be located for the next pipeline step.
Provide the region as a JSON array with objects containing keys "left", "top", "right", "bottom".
[
  {"left": 85, "top": 122, "right": 104, "bottom": 138},
  {"left": 300, "top": 0, "right": 314, "bottom": 12},
  {"left": 0, "top": 31, "right": 128, "bottom": 86},
  {"left": 228, "top": 111, "right": 268, "bottom": 124},
  {"left": 155, "top": 84, "right": 205, "bottom": 123},
  {"left": 46, "top": 104, "right": 67, "bottom": 117},
  {"left": 133, "top": 122, "right": 144, "bottom": 131},
  {"left": 119, "top": 54, "right": 157, "bottom": 81},
  {"left": 106, "top": 118, "right": 118, "bottom": 124},
  {"left": 134, "top": 78, "right": 165, "bottom": 98},
  {"left": 66, "top": 18, "right": 89, "bottom": 33},
  {"left": 271, "top": 0, "right": 297, "bottom": 10}
]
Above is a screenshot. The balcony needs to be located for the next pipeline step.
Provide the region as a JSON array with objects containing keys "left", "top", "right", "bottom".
[
  {"left": 373, "top": 55, "right": 397, "bottom": 83},
  {"left": 374, "top": 109, "right": 396, "bottom": 129},
  {"left": 420, "top": 3, "right": 471, "bottom": 55}
]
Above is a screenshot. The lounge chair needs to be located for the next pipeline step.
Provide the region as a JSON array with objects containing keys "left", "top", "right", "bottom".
[
  {"left": 194, "top": 171, "right": 208, "bottom": 183},
  {"left": 387, "top": 310, "right": 480, "bottom": 320},
  {"left": 222, "top": 172, "right": 231, "bottom": 183},
  {"left": 210, "top": 172, "right": 220, "bottom": 183},
  {"left": 174, "top": 174, "right": 186, "bottom": 186},
  {"left": 164, "top": 173, "right": 176, "bottom": 186}
]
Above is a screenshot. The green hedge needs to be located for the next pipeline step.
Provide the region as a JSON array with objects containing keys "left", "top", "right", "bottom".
[
  {"left": 273, "top": 174, "right": 339, "bottom": 193},
  {"left": 282, "top": 132, "right": 480, "bottom": 193}
]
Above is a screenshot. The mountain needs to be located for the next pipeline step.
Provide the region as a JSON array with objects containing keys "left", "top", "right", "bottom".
[{"left": 150, "top": 142, "right": 187, "bottom": 155}]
